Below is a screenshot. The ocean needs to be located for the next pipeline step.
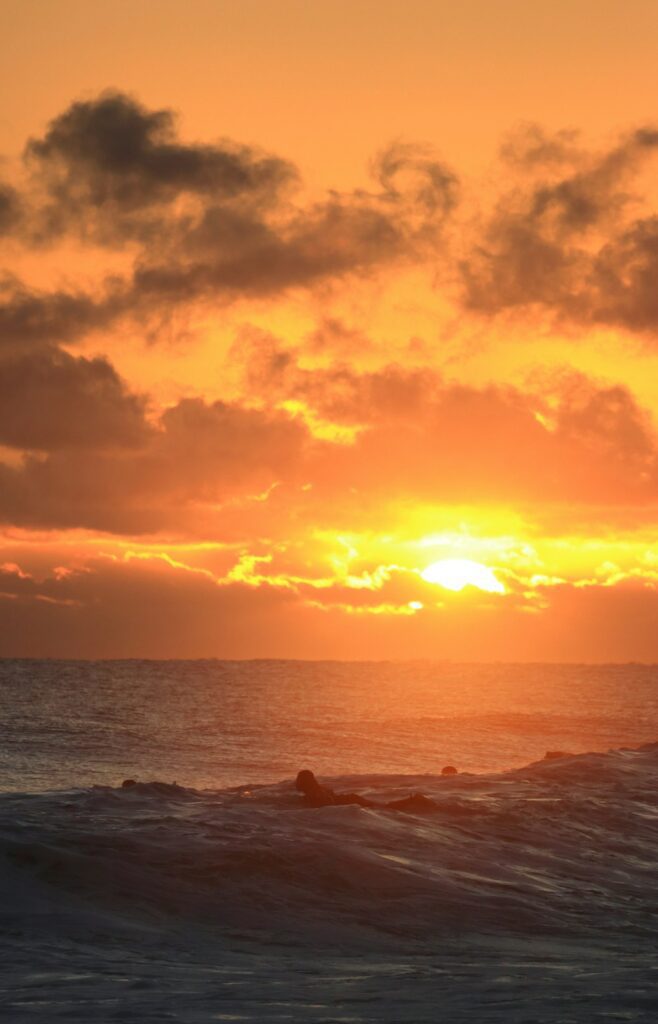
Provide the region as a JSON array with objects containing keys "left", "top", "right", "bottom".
[{"left": 1, "top": 659, "right": 657, "bottom": 1022}]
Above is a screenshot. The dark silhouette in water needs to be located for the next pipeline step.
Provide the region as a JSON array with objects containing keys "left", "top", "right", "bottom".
[
  {"left": 295, "top": 770, "right": 373, "bottom": 807},
  {"left": 295, "top": 770, "right": 437, "bottom": 813}
]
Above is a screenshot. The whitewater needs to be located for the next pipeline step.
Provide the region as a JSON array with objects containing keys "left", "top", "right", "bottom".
[{"left": 1, "top": 660, "right": 657, "bottom": 1022}]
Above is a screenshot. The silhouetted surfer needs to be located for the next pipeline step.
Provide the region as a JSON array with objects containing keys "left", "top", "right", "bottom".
[
  {"left": 295, "top": 770, "right": 374, "bottom": 807},
  {"left": 295, "top": 770, "right": 437, "bottom": 813}
]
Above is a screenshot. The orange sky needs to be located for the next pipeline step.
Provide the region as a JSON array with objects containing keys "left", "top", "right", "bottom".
[{"left": 3, "top": 0, "right": 658, "bottom": 659}]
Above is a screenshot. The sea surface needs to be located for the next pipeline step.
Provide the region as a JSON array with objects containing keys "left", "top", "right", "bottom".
[{"left": 1, "top": 659, "right": 657, "bottom": 1022}]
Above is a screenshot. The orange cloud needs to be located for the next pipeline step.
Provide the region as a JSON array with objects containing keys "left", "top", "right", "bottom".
[{"left": 4, "top": 94, "right": 658, "bottom": 657}]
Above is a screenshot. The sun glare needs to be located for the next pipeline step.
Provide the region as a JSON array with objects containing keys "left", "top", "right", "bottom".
[{"left": 421, "top": 558, "right": 505, "bottom": 594}]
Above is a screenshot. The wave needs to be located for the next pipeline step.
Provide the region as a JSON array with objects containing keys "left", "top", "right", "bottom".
[{"left": 1, "top": 742, "right": 657, "bottom": 953}]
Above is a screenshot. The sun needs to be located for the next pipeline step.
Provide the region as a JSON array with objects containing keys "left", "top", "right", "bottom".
[{"left": 421, "top": 558, "right": 505, "bottom": 594}]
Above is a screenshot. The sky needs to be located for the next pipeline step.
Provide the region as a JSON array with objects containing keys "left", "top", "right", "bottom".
[{"left": 3, "top": 0, "right": 658, "bottom": 659}]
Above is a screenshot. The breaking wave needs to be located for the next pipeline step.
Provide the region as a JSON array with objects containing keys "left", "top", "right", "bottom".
[{"left": 2, "top": 742, "right": 657, "bottom": 951}]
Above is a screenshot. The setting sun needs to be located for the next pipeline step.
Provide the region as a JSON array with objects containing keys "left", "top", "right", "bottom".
[
  {"left": 2, "top": 2, "right": 658, "bottom": 665},
  {"left": 3, "top": 5, "right": 658, "bottom": 1023},
  {"left": 421, "top": 559, "right": 505, "bottom": 594}
]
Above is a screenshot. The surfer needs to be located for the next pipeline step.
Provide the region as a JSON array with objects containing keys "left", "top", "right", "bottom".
[{"left": 295, "top": 770, "right": 437, "bottom": 813}]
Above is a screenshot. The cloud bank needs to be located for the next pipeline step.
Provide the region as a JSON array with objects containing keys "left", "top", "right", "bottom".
[{"left": 3, "top": 94, "right": 658, "bottom": 656}]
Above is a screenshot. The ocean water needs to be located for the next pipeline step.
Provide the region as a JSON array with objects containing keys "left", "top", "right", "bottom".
[{"left": 1, "top": 659, "right": 657, "bottom": 1022}]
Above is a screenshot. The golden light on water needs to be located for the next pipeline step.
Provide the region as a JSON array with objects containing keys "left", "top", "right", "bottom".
[{"left": 421, "top": 559, "right": 505, "bottom": 594}]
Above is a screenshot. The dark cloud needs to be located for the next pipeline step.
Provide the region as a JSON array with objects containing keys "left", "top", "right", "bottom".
[
  {"left": 0, "top": 347, "right": 149, "bottom": 451},
  {"left": 2, "top": 331, "right": 655, "bottom": 536},
  {"left": 461, "top": 126, "right": 658, "bottom": 337},
  {"left": 584, "top": 215, "right": 658, "bottom": 333},
  {"left": 0, "top": 184, "right": 21, "bottom": 235},
  {"left": 1, "top": 157, "right": 455, "bottom": 338},
  {"left": 126, "top": 200, "right": 396, "bottom": 306},
  {"left": 0, "top": 454, "right": 166, "bottom": 535},
  {"left": 372, "top": 141, "right": 459, "bottom": 220},
  {"left": 0, "top": 397, "right": 310, "bottom": 533},
  {"left": 126, "top": 142, "right": 457, "bottom": 308},
  {"left": 0, "top": 276, "right": 121, "bottom": 350},
  {"left": 1, "top": 93, "right": 458, "bottom": 330},
  {"left": 24, "top": 91, "right": 296, "bottom": 243},
  {"left": 27, "top": 91, "right": 295, "bottom": 201},
  {"left": 10, "top": 99, "right": 658, "bottom": 342},
  {"left": 0, "top": 557, "right": 297, "bottom": 658},
  {"left": 499, "top": 123, "right": 582, "bottom": 170},
  {"left": 156, "top": 398, "right": 308, "bottom": 491},
  {"left": 3, "top": 553, "right": 658, "bottom": 660}
]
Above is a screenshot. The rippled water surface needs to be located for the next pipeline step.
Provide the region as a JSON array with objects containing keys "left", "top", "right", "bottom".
[{"left": 1, "top": 659, "right": 657, "bottom": 790}]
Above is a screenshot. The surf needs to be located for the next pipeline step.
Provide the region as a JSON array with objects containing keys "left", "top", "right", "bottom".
[{"left": 2, "top": 743, "right": 657, "bottom": 949}]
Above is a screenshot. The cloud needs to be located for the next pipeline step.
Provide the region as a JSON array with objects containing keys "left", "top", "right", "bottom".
[
  {"left": 0, "top": 396, "right": 310, "bottom": 533},
  {"left": 461, "top": 125, "right": 658, "bottom": 335},
  {"left": 499, "top": 123, "right": 582, "bottom": 170},
  {"left": 2, "top": 550, "right": 658, "bottom": 659},
  {"left": 0, "top": 346, "right": 149, "bottom": 451},
  {"left": 234, "top": 327, "right": 432, "bottom": 426},
  {"left": 156, "top": 397, "right": 308, "bottom": 491},
  {"left": 9, "top": 102, "right": 658, "bottom": 345},
  {"left": 0, "top": 276, "right": 119, "bottom": 350},
  {"left": 0, "top": 184, "right": 21, "bottom": 235},
  {"left": 372, "top": 140, "right": 459, "bottom": 221},
  {"left": 23, "top": 91, "right": 297, "bottom": 244},
  {"left": 1, "top": 307, "right": 657, "bottom": 539},
  {"left": 8, "top": 97, "right": 658, "bottom": 656},
  {"left": 235, "top": 334, "right": 658, "bottom": 497},
  {"left": 548, "top": 372, "right": 655, "bottom": 461},
  {"left": 332, "top": 386, "right": 658, "bottom": 511},
  {"left": 0, "top": 555, "right": 297, "bottom": 658},
  {"left": 586, "top": 215, "right": 658, "bottom": 333},
  {"left": 125, "top": 140, "right": 457, "bottom": 310},
  {"left": 0, "top": 92, "right": 458, "bottom": 337}
]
